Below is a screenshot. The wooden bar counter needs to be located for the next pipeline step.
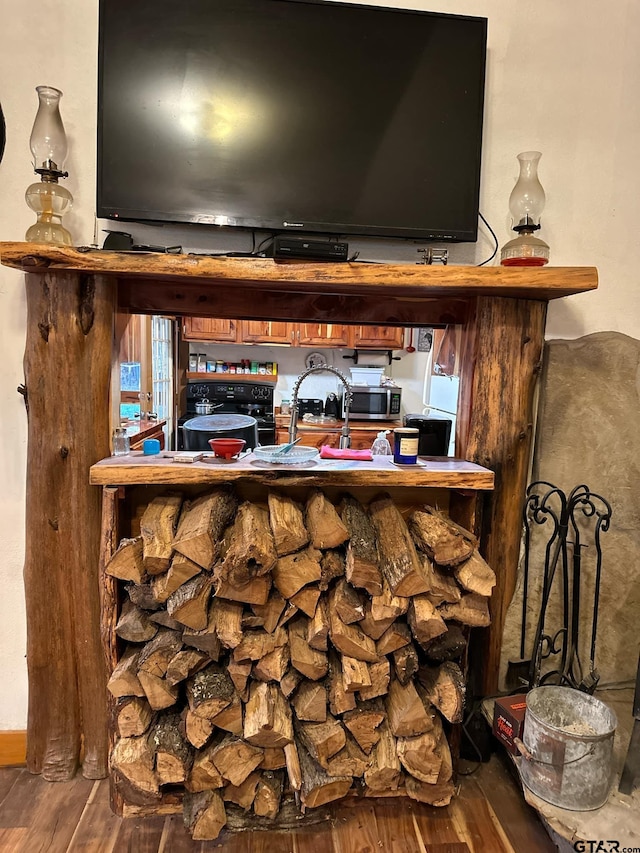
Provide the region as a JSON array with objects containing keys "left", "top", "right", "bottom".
[{"left": 0, "top": 242, "right": 597, "bottom": 781}]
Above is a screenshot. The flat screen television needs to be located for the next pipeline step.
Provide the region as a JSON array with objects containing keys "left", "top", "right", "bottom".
[{"left": 97, "top": 0, "right": 487, "bottom": 243}]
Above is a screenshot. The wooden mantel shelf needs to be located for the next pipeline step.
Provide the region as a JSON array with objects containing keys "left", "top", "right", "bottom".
[{"left": 0, "top": 242, "right": 597, "bottom": 326}]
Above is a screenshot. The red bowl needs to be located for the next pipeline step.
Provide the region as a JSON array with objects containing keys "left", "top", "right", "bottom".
[{"left": 208, "top": 437, "right": 246, "bottom": 460}]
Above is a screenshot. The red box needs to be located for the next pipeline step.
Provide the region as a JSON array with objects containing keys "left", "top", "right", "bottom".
[{"left": 492, "top": 693, "right": 528, "bottom": 755}]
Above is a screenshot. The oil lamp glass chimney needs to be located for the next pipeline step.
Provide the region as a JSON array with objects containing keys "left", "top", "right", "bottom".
[
  {"left": 25, "top": 85, "right": 73, "bottom": 246},
  {"left": 500, "top": 151, "right": 549, "bottom": 267}
]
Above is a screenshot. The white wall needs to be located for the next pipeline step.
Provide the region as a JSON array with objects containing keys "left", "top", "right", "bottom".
[{"left": 1, "top": 0, "right": 639, "bottom": 728}]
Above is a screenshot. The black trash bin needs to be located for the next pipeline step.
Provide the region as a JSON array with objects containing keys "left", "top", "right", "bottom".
[{"left": 182, "top": 414, "right": 259, "bottom": 451}]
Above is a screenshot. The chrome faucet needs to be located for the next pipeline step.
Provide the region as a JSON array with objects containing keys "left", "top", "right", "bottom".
[{"left": 288, "top": 365, "right": 353, "bottom": 449}]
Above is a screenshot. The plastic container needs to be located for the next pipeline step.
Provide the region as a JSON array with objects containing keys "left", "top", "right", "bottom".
[
  {"left": 254, "top": 445, "right": 319, "bottom": 464},
  {"left": 393, "top": 427, "right": 419, "bottom": 464},
  {"left": 143, "top": 438, "right": 161, "bottom": 455},
  {"left": 518, "top": 686, "right": 617, "bottom": 810},
  {"left": 371, "top": 430, "right": 392, "bottom": 455},
  {"left": 350, "top": 367, "right": 384, "bottom": 386}
]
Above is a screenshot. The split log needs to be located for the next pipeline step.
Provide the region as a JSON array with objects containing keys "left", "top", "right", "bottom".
[
  {"left": 149, "top": 713, "right": 193, "bottom": 785},
  {"left": 148, "top": 609, "right": 182, "bottom": 631},
  {"left": 358, "top": 658, "right": 391, "bottom": 702},
  {"left": 210, "top": 693, "right": 244, "bottom": 736},
  {"left": 360, "top": 579, "right": 409, "bottom": 641},
  {"left": 397, "top": 729, "right": 442, "bottom": 784},
  {"left": 408, "top": 595, "right": 448, "bottom": 645},
  {"left": 211, "top": 735, "right": 265, "bottom": 787},
  {"left": 252, "top": 645, "right": 290, "bottom": 683},
  {"left": 284, "top": 742, "right": 302, "bottom": 792},
  {"left": 210, "top": 598, "right": 244, "bottom": 649},
  {"left": 262, "top": 748, "right": 286, "bottom": 770},
  {"left": 166, "top": 573, "right": 213, "bottom": 630},
  {"left": 125, "top": 581, "right": 163, "bottom": 611},
  {"left": 453, "top": 550, "right": 497, "bottom": 597},
  {"left": 298, "top": 744, "right": 352, "bottom": 808},
  {"left": 183, "top": 790, "right": 227, "bottom": 841},
  {"left": 328, "top": 652, "right": 356, "bottom": 716},
  {"left": 290, "top": 585, "right": 321, "bottom": 618},
  {"left": 137, "top": 672, "right": 179, "bottom": 711},
  {"left": 393, "top": 643, "right": 420, "bottom": 686},
  {"left": 218, "top": 502, "right": 277, "bottom": 585},
  {"left": 186, "top": 664, "right": 235, "bottom": 719},
  {"left": 110, "top": 735, "right": 159, "bottom": 797},
  {"left": 224, "top": 771, "right": 261, "bottom": 810},
  {"left": 292, "top": 682, "right": 327, "bottom": 722},
  {"left": 327, "top": 590, "right": 378, "bottom": 662},
  {"left": 165, "top": 649, "right": 210, "bottom": 686},
  {"left": 244, "top": 682, "right": 294, "bottom": 748},
  {"left": 296, "top": 715, "right": 346, "bottom": 765},
  {"left": 369, "top": 495, "right": 429, "bottom": 597},
  {"left": 363, "top": 721, "right": 401, "bottom": 792},
  {"left": 307, "top": 597, "right": 329, "bottom": 651},
  {"left": 404, "top": 776, "right": 455, "bottom": 807},
  {"left": 105, "top": 537, "right": 145, "bottom": 583},
  {"left": 140, "top": 494, "right": 183, "bottom": 574},
  {"left": 116, "top": 697, "right": 153, "bottom": 738},
  {"left": 151, "top": 553, "right": 202, "bottom": 604},
  {"left": 321, "top": 734, "right": 370, "bottom": 777},
  {"left": 251, "top": 592, "right": 286, "bottom": 635},
  {"left": 438, "top": 593, "right": 491, "bottom": 627},
  {"left": 186, "top": 739, "right": 225, "bottom": 791},
  {"left": 173, "top": 488, "right": 238, "bottom": 570},
  {"left": 214, "top": 574, "right": 271, "bottom": 606},
  {"left": 184, "top": 709, "right": 214, "bottom": 749},
  {"left": 253, "top": 770, "right": 284, "bottom": 820},
  {"left": 305, "top": 489, "right": 350, "bottom": 549},
  {"left": 272, "top": 547, "right": 322, "bottom": 599},
  {"left": 375, "top": 622, "right": 411, "bottom": 657},
  {"left": 107, "top": 646, "right": 145, "bottom": 698},
  {"left": 319, "top": 549, "right": 345, "bottom": 591},
  {"left": 227, "top": 655, "right": 253, "bottom": 701},
  {"left": 280, "top": 668, "right": 303, "bottom": 699},
  {"left": 340, "top": 495, "right": 383, "bottom": 596},
  {"left": 333, "top": 578, "right": 366, "bottom": 624},
  {"left": 423, "top": 624, "right": 467, "bottom": 662},
  {"left": 342, "top": 700, "right": 385, "bottom": 755},
  {"left": 182, "top": 605, "right": 222, "bottom": 660},
  {"left": 138, "top": 629, "right": 183, "bottom": 677},
  {"left": 417, "top": 662, "right": 465, "bottom": 724},
  {"left": 386, "top": 678, "right": 434, "bottom": 737},
  {"left": 341, "top": 655, "right": 371, "bottom": 693},
  {"left": 420, "top": 555, "right": 462, "bottom": 606},
  {"left": 289, "top": 617, "right": 328, "bottom": 681},
  {"left": 408, "top": 506, "right": 476, "bottom": 567},
  {"left": 268, "top": 492, "right": 309, "bottom": 556},
  {"left": 234, "top": 627, "right": 288, "bottom": 662},
  {"left": 276, "top": 603, "right": 299, "bottom": 630}
]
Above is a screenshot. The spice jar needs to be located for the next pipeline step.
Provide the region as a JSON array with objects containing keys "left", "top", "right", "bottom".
[{"left": 112, "top": 427, "right": 130, "bottom": 456}]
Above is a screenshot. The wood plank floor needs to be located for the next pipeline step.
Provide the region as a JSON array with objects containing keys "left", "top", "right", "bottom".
[{"left": 0, "top": 754, "right": 556, "bottom": 853}]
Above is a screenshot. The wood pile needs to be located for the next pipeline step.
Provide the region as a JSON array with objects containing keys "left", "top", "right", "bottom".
[{"left": 106, "top": 487, "right": 495, "bottom": 841}]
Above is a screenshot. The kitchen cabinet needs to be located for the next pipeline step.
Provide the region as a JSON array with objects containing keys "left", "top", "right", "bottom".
[
  {"left": 241, "top": 320, "right": 293, "bottom": 344},
  {"left": 297, "top": 322, "right": 351, "bottom": 347},
  {"left": 182, "top": 317, "right": 239, "bottom": 342},
  {"left": 352, "top": 325, "right": 404, "bottom": 349}
]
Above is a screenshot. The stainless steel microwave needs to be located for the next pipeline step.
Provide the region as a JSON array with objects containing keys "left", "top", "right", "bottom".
[{"left": 342, "top": 386, "right": 402, "bottom": 421}]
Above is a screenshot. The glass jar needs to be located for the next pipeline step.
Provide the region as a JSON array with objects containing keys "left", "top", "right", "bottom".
[{"left": 112, "top": 427, "right": 130, "bottom": 456}]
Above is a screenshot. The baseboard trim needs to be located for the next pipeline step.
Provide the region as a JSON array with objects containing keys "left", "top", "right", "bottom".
[{"left": 0, "top": 731, "right": 27, "bottom": 767}]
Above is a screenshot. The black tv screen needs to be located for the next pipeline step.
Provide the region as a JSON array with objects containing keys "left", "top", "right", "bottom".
[{"left": 97, "top": 0, "right": 487, "bottom": 242}]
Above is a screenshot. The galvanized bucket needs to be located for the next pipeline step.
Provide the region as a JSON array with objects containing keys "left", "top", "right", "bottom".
[{"left": 517, "top": 686, "right": 617, "bottom": 810}]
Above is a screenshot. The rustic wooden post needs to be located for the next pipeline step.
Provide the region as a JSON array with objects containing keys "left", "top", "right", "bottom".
[
  {"left": 23, "top": 270, "right": 115, "bottom": 779},
  {"left": 457, "top": 295, "right": 547, "bottom": 695}
]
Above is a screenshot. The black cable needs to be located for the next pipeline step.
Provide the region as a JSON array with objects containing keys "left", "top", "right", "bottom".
[{"left": 477, "top": 211, "right": 499, "bottom": 266}]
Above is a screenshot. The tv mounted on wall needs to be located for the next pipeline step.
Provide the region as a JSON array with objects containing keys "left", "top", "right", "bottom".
[{"left": 97, "top": 0, "right": 487, "bottom": 244}]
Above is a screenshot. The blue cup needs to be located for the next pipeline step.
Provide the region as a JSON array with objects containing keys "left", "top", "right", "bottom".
[
  {"left": 143, "top": 438, "right": 161, "bottom": 455},
  {"left": 393, "top": 427, "right": 419, "bottom": 465}
]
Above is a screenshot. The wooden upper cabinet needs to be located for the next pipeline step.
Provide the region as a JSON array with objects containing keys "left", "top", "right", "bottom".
[
  {"left": 298, "top": 323, "right": 351, "bottom": 347},
  {"left": 241, "top": 320, "right": 294, "bottom": 344},
  {"left": 182, "top": 317, "right": 240, "bottom": 342},
  {"left": 352, "top": 325, "right": 404, "bottom": 349}
]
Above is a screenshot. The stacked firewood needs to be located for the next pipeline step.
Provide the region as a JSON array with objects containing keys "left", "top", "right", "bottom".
[{"left": 105, "top": 487, "right": 495, "bottom": 841}]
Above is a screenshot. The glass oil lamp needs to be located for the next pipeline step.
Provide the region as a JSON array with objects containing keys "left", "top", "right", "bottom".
[
  {"left": 500, "top": 151, "right": 549, "bottom": 266},
  {"left": 25, "top": 85, "right": 73, "bottom": 245}
]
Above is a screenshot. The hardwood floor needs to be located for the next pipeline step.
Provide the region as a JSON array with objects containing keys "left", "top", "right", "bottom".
[{"left": 0, "top": 755, "right": 556, "bottom": 853}]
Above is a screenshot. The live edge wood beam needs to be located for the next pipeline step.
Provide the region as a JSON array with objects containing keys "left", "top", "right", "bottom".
[{"left": 0, "top": 242, "right": 597, "bottom": 779}]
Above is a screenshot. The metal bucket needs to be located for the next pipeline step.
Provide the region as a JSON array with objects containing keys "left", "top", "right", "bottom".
[{"left": 518, "top": 686, "right": 617, "bottom": 810}]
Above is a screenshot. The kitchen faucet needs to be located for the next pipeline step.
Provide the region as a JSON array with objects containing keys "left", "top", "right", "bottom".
[{"left": 288, "top": 365, "right": 353, "bottom": 449}]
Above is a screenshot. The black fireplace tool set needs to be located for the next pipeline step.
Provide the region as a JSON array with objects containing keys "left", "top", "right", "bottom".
[{"left": 506, "top": 481, "right": 612, "bottom": 695}]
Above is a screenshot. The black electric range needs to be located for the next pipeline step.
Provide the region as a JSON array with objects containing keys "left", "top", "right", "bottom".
[{"left": 178, "top": 381, "right": 276, "bottom": 449}]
